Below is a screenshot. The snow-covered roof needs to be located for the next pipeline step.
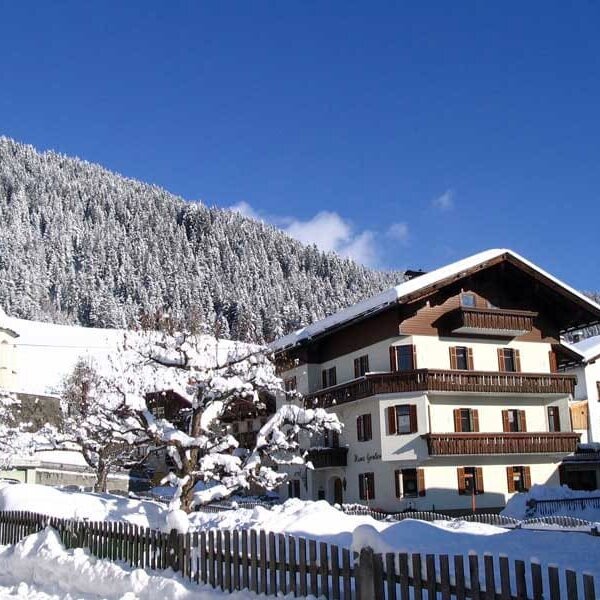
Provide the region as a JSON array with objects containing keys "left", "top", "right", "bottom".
[
  {"left": 563, "top": 335, "right": 600, "bottom": 364},
  {"left": 271, "top": 248, "right": 600, "bottom": 352}
]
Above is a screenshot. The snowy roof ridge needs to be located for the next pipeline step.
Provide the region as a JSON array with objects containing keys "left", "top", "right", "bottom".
[{"left": 271, "top": 248, "right": 600, "bottom": 352}]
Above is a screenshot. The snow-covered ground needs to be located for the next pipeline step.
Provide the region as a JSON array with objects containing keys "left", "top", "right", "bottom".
[
  {"left": 0, "top": 527, "right": 294, "bottom": 599},
  {"left": 2, "top": 484, "right": 600, "bottom": 582}
]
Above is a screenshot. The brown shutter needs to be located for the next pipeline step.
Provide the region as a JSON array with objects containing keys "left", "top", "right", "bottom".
[
  {"left": 395, "top": 470, "right": 401, "bottom": 498},
  {"left": 524, "top": 467, "right": 532, "bottom": 490},
  {"left": 475, "top": 468, "right": 484, "bottom": 494},
  {"left": 467, "top": 347, "right": 474, "bottom": 370},
  {"left": 453, "top": 409, "right": 462, "bottom": 433},
  {"left": 554, "top": 408, "right": 561, "bottom": 432},
  {"left": 549, "top": 350, "right": 558, "bottom": 373},
  {"left": 506, "top": 467, "right": 515, "bottom": 493},
  {"left": 356, "top": 416, "right": 363, "bottom": 442},
  {"left": 417, "top": 469, "right": 426, "bottom": 497},
  {"left": 330, "top": 367, "right": 337, "bottom": 386},
  {"left": 471, "top": 409, "right": 480, "bottom": 433},
  {"left": 322, "top": 370, "right": 327, "bottom": 388},
  {"left": 497, "top": 348, "right": 506, "bottom": 371},
  {"left": 412, "top": 345, "right": 418, "bottom": 369},
  {"left": 457, "top": 467, "right": 466, "bottom": 495},
  {"left": 409, "top": 405, "right": 418, "bottom": 433},
  {"left": 354, "top": 358, "right": 360, "bottom": 379},
  {"left": 519, "top": 410, "right": 527, "bottom": 432},
  {"left": 358, "top": 474, "right": 365, "bottom": 500},
  {"left": 502, "top": 410, "right": 510, "bottom": 432},
  {"left": 387, "top": 406, "right": 397, "bottom": 435},
  {"left": 514, "top": 350, "right": 521, "bottom": 372},
  {"left": 365, "top": 414, "right": 372, "bottom": 440},
  {"left": 449, "top": 347, "right": 457, "bottom": 370},
  {"left": 389, "top": 346, "right": 397, "bottom": 372}
]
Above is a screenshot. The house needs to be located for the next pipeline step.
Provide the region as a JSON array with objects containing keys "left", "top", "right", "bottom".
[{"left": 272, "top": 249, "right": 600, "bottom": 513}]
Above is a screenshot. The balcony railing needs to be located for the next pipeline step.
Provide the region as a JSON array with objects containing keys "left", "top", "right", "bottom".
[
  {"left": 423, "top": 432, "right": 580, "bottom": 455},
  {"left": 304, "top": 370, "right": 577, "bottom": 408},
  {"left": 305, "top": 447, "right": 348, "bottom": 469},
  {"left": 447, "top": 307, "right": 537, "bottom": 336}
]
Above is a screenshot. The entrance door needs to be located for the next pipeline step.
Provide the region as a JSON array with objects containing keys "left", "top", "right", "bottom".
[{"left": 333, "top": 478, "right": 343, "bottom": 505}]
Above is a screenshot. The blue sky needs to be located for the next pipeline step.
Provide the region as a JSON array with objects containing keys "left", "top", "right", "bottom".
[{"left": 1, "top": 2, "right": 599, "bottom": 289}]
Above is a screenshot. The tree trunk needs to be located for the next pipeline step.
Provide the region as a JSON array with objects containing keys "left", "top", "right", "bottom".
[
  {"left": 94, "top": 462, "right": 109, "bottom": 493},
  {"left": 180, "top": 476, "right": 197, "bottom": 513},
  {"left": 179, "top": 408, "right": 203, "bottom": 512}
]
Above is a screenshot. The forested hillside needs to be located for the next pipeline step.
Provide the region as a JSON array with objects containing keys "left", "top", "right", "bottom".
[{"left": 0, "top": 137, "right": 401, "bottom": 342}]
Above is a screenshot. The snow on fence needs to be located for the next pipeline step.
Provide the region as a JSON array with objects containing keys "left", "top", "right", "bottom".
[
  {"left": 0, "top": 510, "right": 597, "bottom": 599},
  {"left": 527, "top": 496, "right": 600, "bottom": 517}
]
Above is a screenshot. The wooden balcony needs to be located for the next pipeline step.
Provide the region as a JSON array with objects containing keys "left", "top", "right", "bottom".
[
  {"left": 447, "top": 307, "right": 537, "bottom": 337},
  {"left": 423, "top": 432, "right": 580, "bottom": 455},
  {"left": 304, "top": 370, "right": 577, "bottom": 408},
  {"left": 306, "top": 447, "right": 348, "bottom": 469}
]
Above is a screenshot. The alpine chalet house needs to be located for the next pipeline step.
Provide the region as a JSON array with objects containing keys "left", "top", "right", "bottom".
[{"left": 272, "top": 249, "right": 600, "bottom": 513}]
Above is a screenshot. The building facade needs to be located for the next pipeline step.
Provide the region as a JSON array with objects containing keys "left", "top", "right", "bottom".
[{"left": 274, "top": 249, "right": 600, "bottom": 513}]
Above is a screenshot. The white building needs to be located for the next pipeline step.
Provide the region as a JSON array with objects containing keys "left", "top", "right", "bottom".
[{"left": 273, "top": 249, "right": 600, "bottom": 513}]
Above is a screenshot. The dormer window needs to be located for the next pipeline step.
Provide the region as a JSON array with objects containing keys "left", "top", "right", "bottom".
[{"left": 460, "top": 293, "right": 476, "bottom": 308}]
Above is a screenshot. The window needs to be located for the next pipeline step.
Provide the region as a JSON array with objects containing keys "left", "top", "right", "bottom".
[
  {"left": 354, "top": 355, "right": 370, "bottom": 378},
  {"left": 153, "top": 405, "right": 165, "bottom": 419},
  {"left": 461, "top": 293, "right": 476, "bottom": 307},
  {"left": 358, "top": 473, "right": 375, "bottom": 501},
  {"left": 547, "top": 406, "right": 561, "bottom": 432},
  {"left": 387, "top": 404, "right": 418, "bottom": 435},
  {"left": 502, "top": 409, "right": 527, "bottom": 432},
  {"left": 506, "top": 466, "right": 531, "bottom": 493},
  {"left": 288, "top": 479, "right": 301, "bottom": 498},
  {"left": 321, "top": 367, "right": 337, "bottom": 389},
  {"left": 457, "top": 467, "right": 484, "bottom": 495},
  {"left": 498, "top": 348, "right": 521, "bottom": 372},
  {"left": 395, "top": 468, "right": 426, "bottom": 498},
  {"left": 322, "top": 430, "right": 340, "bottom": 448},
  {"left": 450, "top": 346, "right": 474, "bottom": 370},
  {"left": 453, "top": 408, "right": 479, "bottom": 433},
  {"left": 390, "top": 344, "right": 417, "bottom": 372},
  {"left": 356, "top": 414, "right": 372, "bottom": 442},
  {"left": 284, "top": 376, "right": 297, "bottom": 392}
]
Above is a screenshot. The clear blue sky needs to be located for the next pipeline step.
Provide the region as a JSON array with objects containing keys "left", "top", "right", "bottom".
[{"left": 1, "top": 2, "right": 599, "bottom": 289}]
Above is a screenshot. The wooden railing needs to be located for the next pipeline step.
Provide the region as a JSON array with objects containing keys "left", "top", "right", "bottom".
[
  {"left": 306, "top": 447, "right": 348, "bottom": 469},
  {"left": 424, "top": 432, "right": 580, "bottom": 455},
  {"left": 448, "top": 306, "right": 537, "bottom": 335},
  {"left": 305, "top": 370, "right": 576, "bottom": 408}
]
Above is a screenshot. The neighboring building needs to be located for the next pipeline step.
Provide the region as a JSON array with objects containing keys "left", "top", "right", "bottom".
[{"left": 273, "top": 249, "right": 600, "bottom": 513}]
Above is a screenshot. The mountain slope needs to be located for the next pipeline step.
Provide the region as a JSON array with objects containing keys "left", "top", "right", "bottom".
[{"left": 0, "top": 137, "right": 401, "bottom": 342}]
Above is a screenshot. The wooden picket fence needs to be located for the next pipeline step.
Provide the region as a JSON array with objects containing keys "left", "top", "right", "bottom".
[{"left": 0, "top": 510, "right": 597, "bottom": 599}]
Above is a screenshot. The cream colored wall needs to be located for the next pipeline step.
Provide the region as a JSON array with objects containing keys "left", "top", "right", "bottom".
[
  {"left": 429, "top": 394, "right": 572, "bottom": 434},
  {"left": 0, "top": 331, "right": 18, "bottom": 390}
]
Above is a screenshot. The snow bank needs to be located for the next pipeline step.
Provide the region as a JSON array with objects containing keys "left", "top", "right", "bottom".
[
  {"left": 0, "top": 527, "right": 283, "bottom": 599},
  {"left": 0, "top": 484, "right": 166, "bottom": 529}
]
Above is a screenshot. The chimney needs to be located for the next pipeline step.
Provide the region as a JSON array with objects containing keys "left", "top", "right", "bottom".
[{"left": 405, "top": 269, "right": 427, "bottom": 281}]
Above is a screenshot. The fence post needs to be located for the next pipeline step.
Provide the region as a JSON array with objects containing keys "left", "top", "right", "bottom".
[
  {"left": 356, "top": 546, "right": 384, "bottom": 600},
  {"left": 169, "top": 528, "right": 180, "bottom": 572}
]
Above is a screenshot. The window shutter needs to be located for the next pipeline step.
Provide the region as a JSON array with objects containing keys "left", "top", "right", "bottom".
[
  {"left": 558, "top": 464, "right": 566, "bottom": 485},
  {"left": 449, "top": 347, "right": 457, "bottom": 370},
  {"left": 389, "top": 346, "right": 398, "bottom": 372},
  {"left": 356, "top": 416, "right": 363, "bottom": 442},
  {"left": 330, "top": 367, "right": 337, "bottom": 386},
  {"left": 457, "top": 467, "right": 466, "bottom": 495},
  {"left": 417, "top": 469, "right": 426, "bottom": 497},
  {"left": 519, "top": 410, "right": 527, "bottom": 432},
  {"left": 322, "top": 370, "right": 327, "bottom": 389},
  {"left": 514, "top": 350, "right": 521, "bottom": 372},
  {"left": 409, "top": 405, "right": 418, "bottom": 433},
  {"left": 332, "top": 431, "right": 340, "bottom": 448},
  {"left": 358, "top": 474, "right": 365, "bottom": 500},
  {"left": 365, "top": 414, "right": 372, "bottom": 440},
  {"left": 395, "top": 470, "right": 401, "bottom": 498},
  {"left": 387, "top": 406, "right": 397, "bottom": 435},
  {"left": 453, "top": 409, "right": 461, "bottom": 432},
  {"left": 467, "top": 348, "right": 474, "bottom": 370},
  {"left": 369, "top": 474, "right": 376, "bottom": 500},
  {"left": 471, "top": 409, "right": 480, "bottom": 433},
  {"left": 524, "top": 467, "right": 532, "bottom": 491},
  {"left": 475, "top": 468, "right": 484, "bottom": 494},
  {"left": 502, "top": 410, "right": 510, "bottom": 432},
  {"left": 549, "top": 351, "right": 558, "bottom": 373},
  {"left": 506, "top": 467, "right": 515, "bottom": 493},
  {"left": 412, "top": 345, "right": 418, "bottom": 369},
  {"left": 497, "top": 348, "right": 506, "bottom": 371},
  {"left": 354, "top": 358, "right": 360, "bottom": 379}
]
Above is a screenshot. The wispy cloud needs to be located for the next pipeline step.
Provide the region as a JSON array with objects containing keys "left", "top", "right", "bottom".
[
  {"left": 431, "top": 189, "right": 454, "bottom": 212},
  {"left": 386, "top": 222, "right": 410, "bottom": 244},
  {"left": 229, "top": 201, "right": 261, "bottom": 220}
]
